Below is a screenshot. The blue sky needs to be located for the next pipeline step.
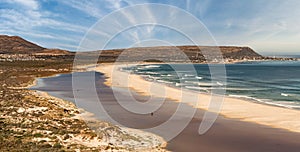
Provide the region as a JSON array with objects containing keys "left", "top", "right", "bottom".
[{"left": 1, "top": 0, "right": 300, "bottom": 55}]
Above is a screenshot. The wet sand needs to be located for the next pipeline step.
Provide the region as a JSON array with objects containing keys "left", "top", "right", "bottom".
[
  {"left": 97, "top": 64, "right": 300, "bottom": 133},
  {"left": 33, "top": 71, "right": 300, "bottom": 151}
]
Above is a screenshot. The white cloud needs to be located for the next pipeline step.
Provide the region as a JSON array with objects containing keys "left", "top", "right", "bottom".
[
  {"left": 0, "top": 0, "right": 89, "bottom": 51},
  {"left": 61, "top": 0, "right": 104, "bottom": 18},
  {"left": 194, "top": 0, "right": 300, "bottom": 53},
  {"left": 0, "top": 9, "right": 86, "bottom": 33},
  {"left": 1, "top": 0, "right": 300, "bottom": 53},
  {"left": 5, "top": 0, "right": 39, "bottom": 10},
  {"left": 104, "top": 0, "right": 122, "bottom": 10},
  {"left": 63, "top": 0, "right": 148, "bottom": 18}
]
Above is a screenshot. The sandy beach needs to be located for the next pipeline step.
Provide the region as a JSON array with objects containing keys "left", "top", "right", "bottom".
[
  {"left": 30, "top": 72, "right": 168, "bottom": 151},
  {"left": 95, "top": 63, "right": 300, "bottom": 133},
  {"left": 32, "top": 63, "right": 300, "bottom": 151},
  {"left": 30, "top": 62, "right": 300, "bottom": 151},
  {"left": 3, "top": 0, "right": 300, "bottom": 151},
  {"left": 92, "top": 63, "right": 300, "bottom": 151}
]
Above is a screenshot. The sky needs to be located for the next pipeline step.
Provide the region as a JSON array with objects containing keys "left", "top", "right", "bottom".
[{"left": 1, "top": 0, "right": 300, "bottom": 55}]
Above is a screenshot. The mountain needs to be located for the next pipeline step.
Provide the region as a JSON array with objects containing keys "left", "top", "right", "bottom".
[
  {"left": 0, "top": 35, "right": 72, "bottom": 55},
  {"left": 80, "top": 45, "right": 263, "bottom": 63},
  {"left": 0, "top": 35, "right": 265, "bottom": 62}
]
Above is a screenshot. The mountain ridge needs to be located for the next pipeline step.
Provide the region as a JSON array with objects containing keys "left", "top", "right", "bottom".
[{"left": 0, "top": 35, "right": 266, "bottom": 62}]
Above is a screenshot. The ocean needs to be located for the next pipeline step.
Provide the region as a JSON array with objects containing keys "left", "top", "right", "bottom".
[{"left": 122, "top": 61, "right": 300, "bottom": 109}]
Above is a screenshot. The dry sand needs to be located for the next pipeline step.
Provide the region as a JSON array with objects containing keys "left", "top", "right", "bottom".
[{"left": 95, "top": 63, "right": 300, "bottom": 133}]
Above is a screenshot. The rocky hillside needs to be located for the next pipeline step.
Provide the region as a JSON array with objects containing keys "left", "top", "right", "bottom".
[
  {"left": 0, "top": 35, "right": 72, "bottom": 55},
  {"left": 78, "top": 45, "right": 263, "bottom": 63},
  {"left": 0, "top": 35, "right": 264, "bottom": 62}
]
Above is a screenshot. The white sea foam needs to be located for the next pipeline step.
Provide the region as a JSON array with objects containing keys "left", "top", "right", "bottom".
[
  {"left": 175, "top": 83, "right": 192, "bottom": 87},
  {"left": 185, "top": 86, "right": 208, "bottom": 91},
  {"left": 130, "top": 63, "right": 300, "bottom": 110},
  {"left": 144, "top": 65, "right": 161, "bottom": 68},
  {"left": 225, "top": 87, "right": 264, "bottom": 91},
  {"left": 161, "top": 74, "right": 174, "bottom": 77},
  {"left": 216, "top": 82, "right": 224, "bottom": 86},
  {"left": 228, "top": 94, "right": 264, "bottom": 102},
  {"left": 175, "top": 83, "right": 183, "bottom": 86},
  {"left": 227, "top": 94, "right": 300, "bottom": 109},
  {"left": 180, "top": 77, "right": 194, "bottom": 80},
  {"left": 264, "top": 101, "right": 300, "bottom": 109},
  {"left": 280, "top": 93, "right": 300, "bottom": 98},
  {"left": 183, "top": 81, "right": 215, "bottom": 87},
  {"left": 184, "top": 74, "right": 195, "bottom": 77},
  {"left": 274, "top": 101, "right": 300, "bottom": 109},
  {"left": 136, "top": 65, "right": 160, "bottom": 70},
  {"left": 157, "top": 79, "right": 173, "bottom": 84},
  {"left": 145, "top": 71, "right": 159, "bottom": 74},
  {"left": 281, "top": 93, "right": 289, "bottom": 97},
  {"left": 195, "top": 76, "right": 203, "bottom": 80}
]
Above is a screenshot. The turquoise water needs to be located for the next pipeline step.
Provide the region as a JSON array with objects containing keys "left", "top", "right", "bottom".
[{"left": 123, "top": 61, "right": 300, "bottom": 109}]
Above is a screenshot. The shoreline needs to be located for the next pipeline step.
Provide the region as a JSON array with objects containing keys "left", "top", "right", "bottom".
[
  {"left": 123, "top": 67, "right": 300, "bottom": 111},
  {"left": 28, "top": 67, "right": 168, "bottom": 151},
  {"left": 95, "top": 63, "right": 300, "bottom": 133},
  {"left": 29, "top": 63, "right": 300, "bottom": 151}
]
